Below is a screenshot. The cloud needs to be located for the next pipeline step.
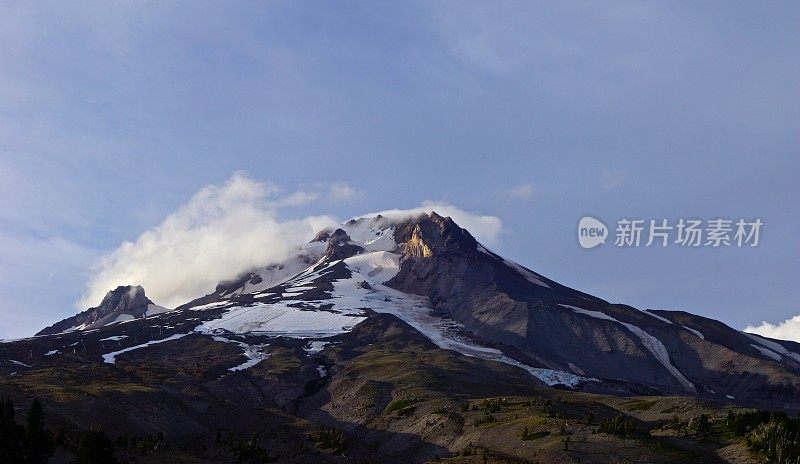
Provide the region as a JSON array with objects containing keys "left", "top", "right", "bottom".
[
  {"left": 356, "top": 201, "right": 503, "bottom": 245},
  {"left": 79, "top": 173, "right": 502, "bottom": 311},
  {"left": 327, "top": 182, "right": 362, "bottom": 202},
  {"left": 273, "top": 190, "right": 318, "bottom": 207},
  {"left": 744, "top": 314, "right": 800, "bottom": 343},
  {"left": 501, "top": 184, "right": 535, "bottom": 202},
  {"left": 269, "top": 182, "right": 362, "bottom": 207},
  {"left": 600, "top": 170, "right": 627, "bottom": 190},
  {"left": 79, "top": 173, "right": 338, "bottom": 309}
]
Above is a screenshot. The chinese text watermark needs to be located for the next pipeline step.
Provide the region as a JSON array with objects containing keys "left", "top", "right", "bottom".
[{"left": 578, "top": 217, "right": 762, "bottom": 249}]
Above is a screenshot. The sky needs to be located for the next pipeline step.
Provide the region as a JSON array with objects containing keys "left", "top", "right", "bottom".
[{"left": 0, "top": 1, "right": 798, "bottom": 340}]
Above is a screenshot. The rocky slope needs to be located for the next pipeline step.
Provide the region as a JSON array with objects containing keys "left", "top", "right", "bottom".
[
  {"left": 385, "top": 213, "right": 800, "bottom": 407},
  {"left": 37, "top": 285, "right": 167, "bottom": 336}
]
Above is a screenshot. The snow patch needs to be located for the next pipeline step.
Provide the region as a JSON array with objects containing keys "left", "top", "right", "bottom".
[
  {"left": 362, "top": 230, "right": 397, "bottom": 252},
  {"left": 341, "top": 222, "right": 397, "bottom": 252},
  {"left": 682, "top": 326, "right": 705, "bottom": 339},
  {"left": 145, "top": 304, "right": 169, "bottom": 316},
  {"left": 209, "top": 335, "right": 270, "bottom": 371},
  {"left": 475, "top": 244, "right": 550, "bottom": 288},
  {"left": 44, "top": 350, "right": 59, "bottom": 356},
  {"left": 304, "top": 341, "right": 330, "bottom": 355},
  {"left": 111, "top": 314, "right": 135, "bottom": 324},
  {"left": 195, "top": 302, "right": 365, "bottom": 338},
  {"left": 102, "top": 333, "right": 189, "bottom": 364},
  {"left": 642, "top": 310, "right": 673, "bottom": 325},
  {"left": 743, "top": 332, "right": 800, "bottom": 364},
  {"left": 502, "top": 259, "right": 551, "bottom": 288},
  {"left": 189, "top": 301, "right": 231, "bottom": 311},
  {"left": 100, "top": 335, "right": 129, "bottom": 342},
  {"left": 343, "top": 251, "right": 400, "bottom": 284},
  {"left": 285, "top": 286, "right": 314, "bottom": 292},
  {"left": 561, "top": 305, "right": 696, "bottom": 392},
  {"left": 750, "top": 344, "right": 782, "bottom": 361},
  {"left": 229, "top": 344, "right": 269, "bottom": 371}
]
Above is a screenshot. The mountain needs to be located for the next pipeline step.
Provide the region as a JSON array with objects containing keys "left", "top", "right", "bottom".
[
  {"left": 26, "top": 211, "right": 800, "bottom": 403},
  {"left": 1, "top": 211, "right": 798, "bottom": 463},
  {"left": 164, "top": 211, "right": 800, "bottom": 406},
  {"left": 37, "top": 285, "right": 167, "bottom": 336}
]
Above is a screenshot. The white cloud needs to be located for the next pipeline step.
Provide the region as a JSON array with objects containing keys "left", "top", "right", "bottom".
[
  {"left": 269, "top": 182, "right": 362, "bottom": 207},
  {"left": 272, "top": 190, "right": 318, "bottom": 207},
  {"left": 600, "top": 170, "right": 627, "bottom": 190},
  {"left": 744, "top": 314, "right": 800, "bottom": 343},
  {"left": 79, "top": 173, "right": 502, "bottom": 311},
  {"left": 502, "top": 184, "right": 535, "bottom": 202},
  {"left": 356, "top": 201, "right": 503, "bottom": 245},
  {"left": 327, "top": 182, "right": 362, "bottom": 202},
  {"left": 79, "top": 173, "right": 338, "bottom": 309}
]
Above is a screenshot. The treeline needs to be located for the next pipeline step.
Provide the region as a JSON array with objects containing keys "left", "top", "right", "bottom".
[
  {"left": 0, "top": 397, "right": 123, "bottom": 464},
  {"left": 0, "top": 397, "right": 54, "bottom": 464},
  {"left": 726, "top": 410, "right": 799, "bottom": 464},
  {"left": 1, "top": 397, "right": 287, "bottom": 463},
  {"left": 661, "top": 413, "right": 712, "bottom": 440},
  {"left": 215, "top": 430, "right": 276, "bottom": 463}
]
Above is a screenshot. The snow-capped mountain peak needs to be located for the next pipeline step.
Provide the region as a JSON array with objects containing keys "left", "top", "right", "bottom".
[{"left": 31, "top": 211, "right": 800, "bottom": 406}]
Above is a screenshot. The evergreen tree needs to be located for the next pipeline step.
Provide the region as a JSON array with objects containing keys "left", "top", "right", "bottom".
[
  {"left": 71, "top": 428, "right": 117, "bottom": 464},
  {"left": 694, "top": 414, "right": 711, "bottom": 441},
  {"left": 24, "top": 399, "right": 54, "bottom": 464},
  {"left": 232, "top": 431, "right": 273, "bottom": 463},
  {"left": 0, "top": 397, "right": 24, "bottom": 463},
  {"left": 725, "top": 409, "right": 800, "bottom": 463}
]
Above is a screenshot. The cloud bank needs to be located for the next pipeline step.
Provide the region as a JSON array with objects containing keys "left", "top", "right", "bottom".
[
  {"left": 80, "top": 174, "right": 503, "bottom": 310},
  {"left": 79, "top": 173, "right": 338, "bottom": 309},
  {"left": 745, "top": 314, "right": 800, "bottom": 343}
]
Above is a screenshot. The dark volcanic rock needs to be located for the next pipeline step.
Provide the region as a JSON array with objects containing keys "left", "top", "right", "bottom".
[
  {"left": 394, "top": 212, "right": 480, "bottom": 258},
  {"left": 323, "top": 228, "right": 364, "bottom": 262},
  {"left": 37, "top": 285, "right": 156, "bottom": 336},
  {"left": 311, "top": 229, "right": 331, "bottom": 242}
]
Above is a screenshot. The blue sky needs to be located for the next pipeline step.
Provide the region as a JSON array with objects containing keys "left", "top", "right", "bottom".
[{"left": 0, "top": 1, "right": 798, "bottom": 339}]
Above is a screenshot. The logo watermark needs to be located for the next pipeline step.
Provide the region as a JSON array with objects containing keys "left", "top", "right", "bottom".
[
  {"left": 578, "top": 217, "right": 762, "bottom": 249},
  {"left": 578, "top": 216, "right": 608, "bottom": 249}
]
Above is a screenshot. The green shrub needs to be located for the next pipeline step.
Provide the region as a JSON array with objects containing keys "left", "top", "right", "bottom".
[
  {"left": 385, "top": 398, "right": 419, "bottom": 414},
  {"left": 598, "top": 416, "right": 636, "bottom": 437},
  {"left": 727, "top": 410, "right": 800, "bottom": 464}
]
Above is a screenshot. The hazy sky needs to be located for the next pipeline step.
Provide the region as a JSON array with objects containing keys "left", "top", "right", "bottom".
[{"left": 1, "top": 1, "right": 798, "bottom": 339}]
